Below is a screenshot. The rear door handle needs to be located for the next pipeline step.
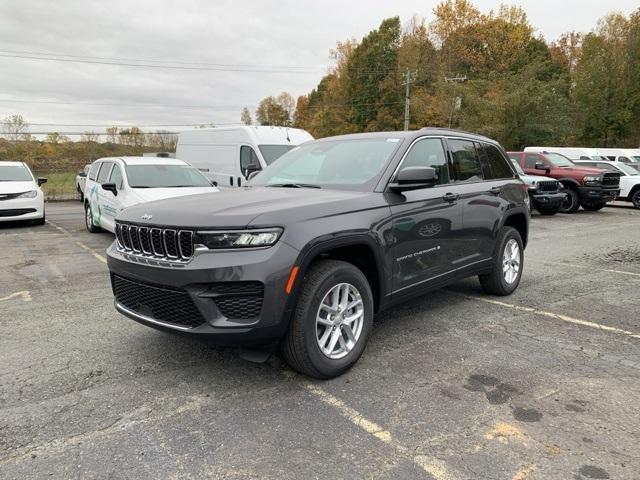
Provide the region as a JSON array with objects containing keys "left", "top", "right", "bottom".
[
  {"left": 489, "top": 186, "right": 503, "bottom": 195},
  {"left": 443, "top": 192, "right": 459, "bottom": 202}
]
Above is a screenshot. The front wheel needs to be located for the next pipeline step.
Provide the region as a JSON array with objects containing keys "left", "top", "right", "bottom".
[
  {"left": 536, "top": 204, "right": 560, "bottom": 216},
  {"left": 281, "top": 259, "right": 374, "bottom": 379},
  {"left": 479, "top": 227, "right": 523, "bottom": 296},
  {"left": 581, "top": 202, "right": 606, "bottom": 211},
  {"left": 559, "top": 188, "right": 580, "bottom": 213},
  {"left": 631, "top": 190, "right": 640, "bottom": 209},
  {"left": 85, "top": 203, "right": 101, "bottom": 233}
]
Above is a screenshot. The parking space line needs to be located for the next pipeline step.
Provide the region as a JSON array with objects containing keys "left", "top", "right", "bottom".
[
  {"left": 551, "top": 261, "right": 640, "bottom": 278},
  {"left": 303, "top": 382, "right": 459, "bottom": 480},
  {"left": 465, "top": 295, "right": 640, "bottom": 339},
  {"left": 45, "top": 219, "right": 107, "bottom": 264},
  {"left": 0, "top": 291, "right": 32, "bottom": 303}
]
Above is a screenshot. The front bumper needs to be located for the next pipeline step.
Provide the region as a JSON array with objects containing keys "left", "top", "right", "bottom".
[
  {"left": 0, "top": 196, "right": 44, "bottom": 222},
  {"left": 530, "top": 191, "right": 566, "bottom": 208},
  {"left": 578, "top": 186, "right": 620, "bottom": 203},
  {"left": 106, "top": 240, "right": 300, "bottom": 346}
]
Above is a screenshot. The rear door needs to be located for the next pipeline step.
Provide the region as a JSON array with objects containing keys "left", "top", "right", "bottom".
[
  {"left": 389, "top": 137, "right": 463, "bottom": 294},
  {"left": 447, "top": 139, "right": 515, "bottom": 262}
]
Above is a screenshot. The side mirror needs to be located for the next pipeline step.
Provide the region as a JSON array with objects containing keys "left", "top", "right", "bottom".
[
  {"left": 247, "top": 170, "right": 260, "bottom": 181},
  {"left": 211, "top": 180, "right": 218, "bottom": 187},
  {"left": 389, "top": 166, "right": 437, "bottom": 192},
  {"left": 37, "top": 178, "right": 47, "bottom": 186},
  {"left": 243, "top": 164, "right": 261, "bottom": 179},
  {"left": 534, "top": 161, "right": 550, "bottom": 171},
  {"left": 101, "top": 182, "right": 118, "bottom": 196},
  {"left": 78, "top": 171, "right": 87, "bottom": 177}
]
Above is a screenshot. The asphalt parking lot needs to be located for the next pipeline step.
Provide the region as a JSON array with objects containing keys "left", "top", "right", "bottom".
[{"left": 1, "top": 202, "right": 639, "bottom": 480}]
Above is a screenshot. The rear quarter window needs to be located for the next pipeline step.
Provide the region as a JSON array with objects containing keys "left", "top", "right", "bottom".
[{"left": 479, "top": 143, "right": 514, "bottom": 179}]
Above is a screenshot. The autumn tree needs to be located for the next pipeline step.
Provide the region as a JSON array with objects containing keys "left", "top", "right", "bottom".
[
  {"left": 256, "top": 96, "right": 290, "bottom": 126},
  {"left": 106, "top": 126, "right": 119, "bottom": 143},
  {"left": 240, "top": 107, "right": 252, "bottom": 125},
  {"left": 1, "top": 114, "right": 29, "bottom": 141}
]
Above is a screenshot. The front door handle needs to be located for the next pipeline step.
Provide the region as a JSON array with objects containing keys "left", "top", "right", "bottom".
[
  {"left": 489, "top": 186, "right": 503, "bottom": 195},
  {"left": 443, "top": 192, "right": 459, "bottom": 202}
]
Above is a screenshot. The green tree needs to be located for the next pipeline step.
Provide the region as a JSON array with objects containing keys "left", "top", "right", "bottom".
[{"left": 256, "top": 96, "right": 289, "bottom": 126}]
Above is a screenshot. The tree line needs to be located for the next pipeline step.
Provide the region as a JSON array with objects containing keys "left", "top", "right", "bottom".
[{"left": 251, "top": 0, "right": 640, "bottom": 150}]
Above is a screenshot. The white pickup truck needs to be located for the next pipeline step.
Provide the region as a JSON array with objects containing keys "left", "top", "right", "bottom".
[{"left": 75, "top": 164, "right": 90, "bottom": 202}]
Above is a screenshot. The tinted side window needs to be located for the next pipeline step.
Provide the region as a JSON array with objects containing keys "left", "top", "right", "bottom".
[
  {"left": 401, "top": 137, "right": 449, "bottom": 184},
  {"left": 109, "top": 165, "right": 124, "bottom": 189},
  {"left": 240, "top": 146, "right": 261, "bottom": 173},
  {"left": 595, "top": 163, "right": 617, "bottom": 172},
  {"left": 480, "top": 144, "right": 514, "bottom": 179},
  {"left": 88, "top": 162, "right": 101, "bottom": 181},
  {"left": 524, "top": 154, "right": 541, "bottom": 169},
  {"left": 97, "top": 162, "right": 113, "bottom": 183},
  {"left": 448, "top": 139, "right": 482, "bottom": 182}
]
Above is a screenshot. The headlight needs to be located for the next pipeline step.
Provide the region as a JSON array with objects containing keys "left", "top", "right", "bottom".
[
  {"left": 583, "top": 176, "right": 601, "bottom": 186},
  {"left": 528, "top": 181, "right": 537, "bottom": 191},
  {"left": 17, "top": 190, "right": 38, "bottom": 198},
  {"left": 198, "top": 228, "right": 283, "bottom": 249}
]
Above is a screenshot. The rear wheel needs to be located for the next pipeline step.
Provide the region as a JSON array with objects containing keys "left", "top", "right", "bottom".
[
  {"left": 581, "top": 202, "right": 606, "bottom": 211},
  {"left": 85, "top": 202, "right": 101, "bottom": 233},
  {"left": 479, "top": 227, "right": 523, "bottom": 296},
  {"left": 281, "top": 259, "right": 373, "bottom": 379},
  {"left": 536, "top": 204, "right": 560, "bottom": 216},
  {"left": 559, "top": 188, "right": 580, "bottom": 213},
  {"left": 631, "top": 190, "right": 640, "bottom": 209}
]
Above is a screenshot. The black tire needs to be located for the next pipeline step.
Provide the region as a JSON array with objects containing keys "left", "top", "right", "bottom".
[
  {"left": 581, "top": 202, "right": 606, "bottom": 212},
  {"left": 559, "top": 187, "right": 580, "bottom": 214},
  {"left": 631, "top": 189, "right": 640, "bottom": 209},
  {"left": 84, "top": 202, "right": 101, "bottom": 233},
  {"left": 281, "top": 259, "right": 374, "bottom": 379},
  {"left": 536, "top": 204, "right": 560, "bottom": 216},
  {"left": 479, "top": 226, "right": 523, "bottom": 296}
]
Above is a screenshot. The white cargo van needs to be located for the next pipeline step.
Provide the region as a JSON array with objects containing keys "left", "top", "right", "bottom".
[
  {"left": 523, "top": 146, "right": 607, "bottom": 161},
  {"left": 176, "top": 126, "right": 313, "bottom": 188}
]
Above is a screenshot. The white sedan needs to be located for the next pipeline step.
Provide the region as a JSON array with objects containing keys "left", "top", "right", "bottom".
[
  {"left": 0, "top": 161, "right": 46, "bottom": 225},
  {"left": 84, "top": 156, "right": 219, "bottom": 233}
]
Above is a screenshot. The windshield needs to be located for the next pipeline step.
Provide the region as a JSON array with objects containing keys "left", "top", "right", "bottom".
[
  {"left": 125, "top": 164, "right": 212, "bottom": 188},
  {"left": 508, "top": 158, "right": 525, "bottom": 175},
  {"left": 0, "top": 165, "right": 33, "bottom": 182},
  {"left": 632, "top": 156, "right": 640, "bottom": 162},
  {"left": 250, "top": 138, "right": 401, "bottom": 191},
  {"left": 545, "top": 152, "right": 574, "bottom": 167},
  {"left": 258, "top": 145, "right": 295, "bottom": 165},
  {"left": 616, "top": 163, "right": 640, "bottom": 176}
]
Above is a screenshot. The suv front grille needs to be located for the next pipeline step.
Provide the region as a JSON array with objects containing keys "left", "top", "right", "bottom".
[
  {"left": 116, "top": 222, "right": 194, "bottom": 261},
  {"left": 537, "top": 180, "right": 559, "bottom": 192},
  {"left": 602, "top": 172, "right": 620, "bottom": 188},
  {"left": 111, "top": 274, "right": 205, "bottom": 328}
]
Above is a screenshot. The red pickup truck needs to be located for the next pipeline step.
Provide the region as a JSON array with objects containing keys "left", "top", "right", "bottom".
[{"left": 508, "top": 151, "right": 620, "bottom": 213}]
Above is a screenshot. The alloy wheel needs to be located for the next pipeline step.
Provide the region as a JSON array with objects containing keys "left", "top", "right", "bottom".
[
  {"left": 315, "top": 283, "right": 364, "bottom": 360},
  {"left": 502, "top": 238, "right": 521, "bottom": 284}
]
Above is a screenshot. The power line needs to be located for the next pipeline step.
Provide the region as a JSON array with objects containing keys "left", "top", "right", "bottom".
[
  {"left": 0, "top": 53, "right": 323, "bottom": 74},
  {"left": 0, "top": 98, "right": 250, "bottom": 110},
  {"left": 0, "top": 49, "right": 322, "bottom": 70}
]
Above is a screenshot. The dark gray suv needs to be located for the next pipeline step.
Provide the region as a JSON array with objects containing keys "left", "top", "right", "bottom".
[{"left": 107, "top": 129, "right": 530, "bottom": 378}]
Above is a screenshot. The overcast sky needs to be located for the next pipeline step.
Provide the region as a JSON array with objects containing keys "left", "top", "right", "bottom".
[{"left": 0, "top": 0, "right": 637, "bottom": 137}]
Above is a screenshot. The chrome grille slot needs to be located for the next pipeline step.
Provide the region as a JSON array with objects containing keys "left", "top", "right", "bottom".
[
  {"left": 150, "top": 228, "right": 165, "bottom": 256},
  {"left": 115, "top": 222, "right": 194, "bottom": 262},
  {"left": 121, "top": 225, "right": 132, "bottom": 250},
  {"left": 178, "top": 231, "right": 194, "bottom": 259},
  {"left": 163, "top": 230, "right": 179, "bottom": 258},
  {"left": 129, "top": 226, "right": 141, "bottom": 252},
  {"left": 139, "top": 227, "right": 152, "bottom": 254}
]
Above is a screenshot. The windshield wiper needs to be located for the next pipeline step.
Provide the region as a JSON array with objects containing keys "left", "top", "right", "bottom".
[{"left": 266, "top": 183, "right": 321, "bottom": 189}]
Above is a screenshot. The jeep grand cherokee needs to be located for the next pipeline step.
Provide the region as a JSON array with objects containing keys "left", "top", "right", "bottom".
[{"left": 107, "top": 129, "right": 529, "bottom": 378}]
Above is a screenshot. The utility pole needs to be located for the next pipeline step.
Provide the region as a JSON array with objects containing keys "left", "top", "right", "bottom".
[
  {"left": 402, "top": 69, "right": 418, "bottom": 131},
  {"left": 445, "top": 75, "right": 467, "bottom": 128}
]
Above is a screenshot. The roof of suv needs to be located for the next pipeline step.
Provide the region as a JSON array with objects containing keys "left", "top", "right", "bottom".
[
  {"left": 317, "top": 128, "right": 499, "bottom": 145},
  {"left": 0, "top": 161, "right": 27, "bottom": 166},
  {"left": 93, "top": 156, "right": 188, "bottom": 166}
]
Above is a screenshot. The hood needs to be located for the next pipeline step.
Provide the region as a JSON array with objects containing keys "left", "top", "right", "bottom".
[
  {"left": 0, "top": 181, "right": 37, "bottom": 194},
  {"left": 131, "top": 186, "right": 217, "bottom": 203},
  {"left": 554, "top": 166, "right": 607, "bottom": 175},
  {"left": 118, "top": 186, "right": 380, "bottom": 229},
  {"left": 519, "top": 173, "right": 556, "bottom": 186}
]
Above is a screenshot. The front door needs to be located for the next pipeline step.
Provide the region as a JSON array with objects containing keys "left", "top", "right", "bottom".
[
  {"left": 389, "top": 137, "right": 463, "bottom": 294},
  {"left": 100, "top": 164, "right": 124, "bottom": 231}
]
